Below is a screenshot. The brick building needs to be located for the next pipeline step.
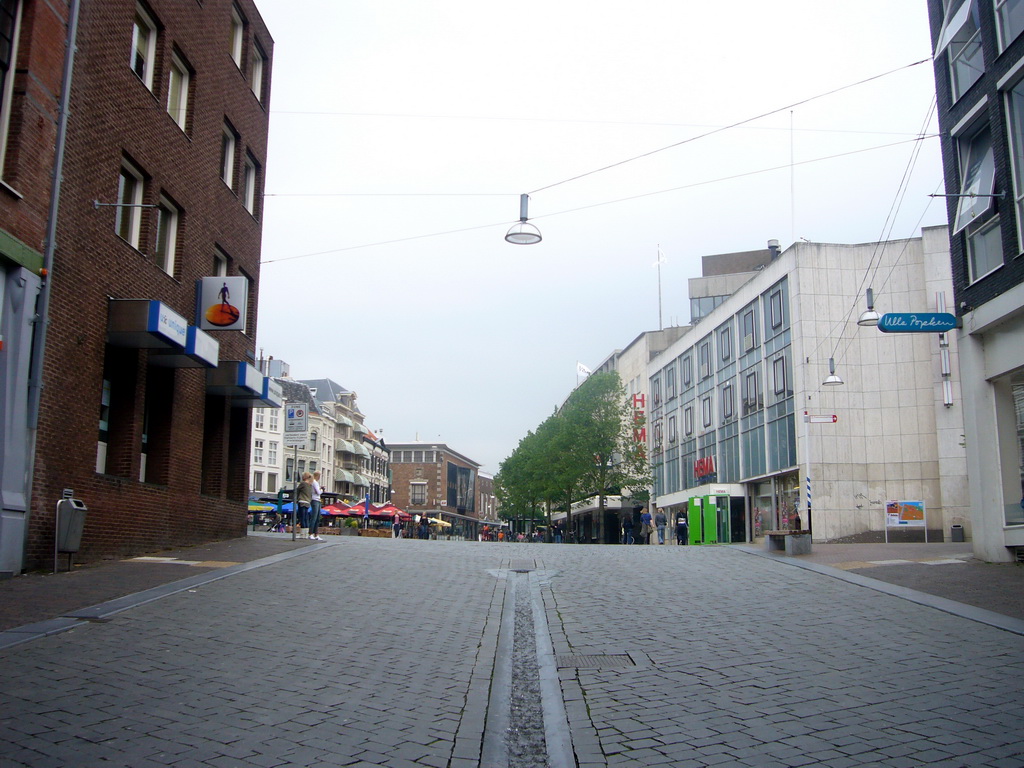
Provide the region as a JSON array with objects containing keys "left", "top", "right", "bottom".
[
  {"left": 389, "top": 442, "right": 497, "bottom": 535},
  {"left": 926, "top": 0, "right": 1024, "bottom": 562},
  {"left": 1, "top": 0, "right": 275, "bottom": 573}
]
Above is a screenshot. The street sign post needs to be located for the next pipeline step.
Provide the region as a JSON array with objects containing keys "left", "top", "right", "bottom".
[
  {"left": 284, "top": 402, "right": 308, "bottom": 540},
  {"left": 805, "top": 414, "right": 838, "bottom": 423}
]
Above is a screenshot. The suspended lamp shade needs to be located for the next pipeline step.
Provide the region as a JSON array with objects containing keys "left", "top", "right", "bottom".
[
  {"left": 505, "top": 193, "right": 542, "bottom": 245},
  {"left": 822, "top": 357, "right": 844, "bottom": 386},
  {"left": 857, "top": 287, "right": 880, "bottom": 327},
  {"left": 505, "top": 220, "right": 542, "bottom": 245}
]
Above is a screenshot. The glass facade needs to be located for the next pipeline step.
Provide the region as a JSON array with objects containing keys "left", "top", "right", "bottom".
[{"left": 652, "top": 277, "right": 796, "bottom": 500}]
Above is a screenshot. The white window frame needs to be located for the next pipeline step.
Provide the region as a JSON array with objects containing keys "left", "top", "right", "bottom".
[
  {"left": 254, "top": 409, "right": 264, "bottom": 430},
  {"left": 243, "top": 153, "right": 257, "bottom": 214},
  {"left": 967, "top": 216, "right": 1004, "bottom": 283},
  {"left": 1005, "top": 80, "right": 1024, "bottom": 253},
  {"left": 131, "top": 4, "right": 157, "bottom": 91},
  {"left": 722, "top": 383, "right": 734, "bottom": 421},
  {"left": 996, "top": 0, "right": 1024, "bottom": 52},
  {"left": 954, "top": 125, "right": 996, "bottom": 233},
  {"left": 251, "top": 42, "right": 265, "bottom": 101},
  {"left": 684, "top": 406, "right": 693, "bottom": 436},
  {"left": 701, "top": 396, "right": 712, "bottom": 429},
  {"left": 230, "top": 5, "right": 244, "bottom": 68},
  {"left": 253, "top": 438, "right": 264, "bottom": 464},
  {"left": 699, "top": 340, "right": 711, "bottom": 379},
  {"left": 221, "top": 124, "right": 236, "bottom": 189},
  {"left": 937, "top": 0, "right": 984, "bottom": 102},
  {"left": 742, "top": 308, "right": 756, "bottom": 351},
  {"left": 268, "top": 441, "right": 278, "bottom": 465},
  {"left": 719, "top": 327, "right": 731, "bottom": 361},
  {"left": 214, "top": 247, "right": 228, "bottom": 276},
  {"left": 668, "top": 415, "right": 678, "bottom": 444},
  {"left": 682, "top": 355, "right": 692, "bottom": 386},
  {"left": 0, "top": 0, "right": 23, "bottom": 177},
  {"left": 167, "top": 52, "right": 189, "bottom": 130},
  {"left": 153, "top": 196, "right": 178, "bottom": 275},
  {"left": 252, "top": 471, "right": 262, "bottom": 491},
  {"left": 116, "top": 161, "right": 144, "bottom": 248},
  {"left": 269, "top": 410, "right": 279, "bottom": 431}
]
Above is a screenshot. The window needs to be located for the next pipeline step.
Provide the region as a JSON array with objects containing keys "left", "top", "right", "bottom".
[
  {"left": 967, "top": 217, "right": 1004, "bottom": 282},
  {"left": 743, "top": 370, "right": 761, "bottom": 414},
  {"left": 769, "top": 289, "right": 783, "bottom": 329},
  {"left": 243, "top": 153, "right": 258, "bottom": 214},
  {"left": 1006, "top": 82, "right": 1024, "bottom": 252},
  {"left": 699, "top": 340, "right": 712, "bottom": 379},
  {"left": 668, "top": 415, "right": 678, "bottom": 444},
  {"left": 286, "top": 457, "right": 294, "bottom": 481},
  {"left": 131, "top": 4, "right": 157, "bottom": 90},
  {"left": 684, "top": 406, "right": 693, "bottom": 436},
  {"left": 221, "top": 124, "right": 236, "bottom": 188},
  {"left": 0, "top": 0, "right": 22, "bottom": 175},
  {"left": 682, "top": 355, "right": 692, "bottom": 386},
  {"left": 411, "top": 482, "right": 427, "bottom": 505},
  {"left": 269, "top": 410, "right": 278, "bottom": 431},
  {"left": 652, "top": 378, "right": 662, "bottom": 406},
  {"left": 310, "top": 431, "right": 318, "bottom": 452},
  {"left": 167, "top": 53, "right": 190, "bottom": 130},
  {"left": 742, "top": 308, "right": 757, "bottom": 351},
  {"left": 773, "top": 356, "right": 787, "bottom": 395},
  {"left": 936, "top": 0, "right": 983, "bottom": 101},
  {"left": 268, "top": 473, "right": 277, "bottom": 493},
  {"left": 954, "top": 126, "right": 996, "bottom": 233},
  {"left": 251, "top": 43, "right": 266, "bottom": 101},
  {"left": 268, "top": 441, "right": 278, "bottom": 465},
  {"left": 719, "top": 327, "right": 731, "bottom": 362},
  {"left": 213, "top": 247, "right": 228, "bottom": 276},
  {"left": 253, "top": 439, "right": 263, "bottom": 464},
  {"left": 254, "top": 409, "right": 264, "bottom": 430},
  {"left": 297, "top": 459, "right": 305, "bottom": 475},
  {"left": 666, "top": 366, "right": 676, "bottom": 400},
  {"left": 97, "top": 377, "right": 110, "bottom": 473},
  {"left": 702, "top": 396, "right": 712, "bottom": 428},
  {"left": 722, "top": 383, "right": 734, "bottom": 421},
  {"left": 153, "top": 197, "right": 179, "bottom": 275},
  {"left": 115, "top": 162, "right": 144, "bottom": 248},
  {"left": 230, "top": 4, "right": 244, "bottom": 67},
  {"left": 996, "top": 0, "right": 1024, "bottom": 51},
  {"left": 252, "top": 471, "right": 262, "bottom": 491}
]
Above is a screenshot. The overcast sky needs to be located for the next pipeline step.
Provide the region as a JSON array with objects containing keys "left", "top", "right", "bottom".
[{"left": 252, "top": 1, "right": 947, "bottom": 473}]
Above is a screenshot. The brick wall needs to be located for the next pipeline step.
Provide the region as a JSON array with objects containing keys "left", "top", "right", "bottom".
[{"left": 23, "top": 0, "right": 274, "bottom": 569}]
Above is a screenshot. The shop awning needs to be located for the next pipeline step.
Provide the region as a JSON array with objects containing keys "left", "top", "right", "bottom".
[
  {"left": 107, "top": 299, "right": 188, "bottom": 351},
  {"left": 206, "top": 360, "right": 263, "bottom": 403},
  {"left": 230, "top": 376, "right": 284, "bottom": 409},
  {"left": 149, "top": 325, "right": 219, "bottom": 369},
  {"left": 336, "top": 470, "right": 355, "bottom": 483},
  {"left": 352, "top": 473, "right": 370, "bottom": 487}
]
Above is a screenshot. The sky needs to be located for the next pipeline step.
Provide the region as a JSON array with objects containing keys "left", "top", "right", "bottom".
[{"left": 251, "top": 1, "right": 948, "bottom": 474}]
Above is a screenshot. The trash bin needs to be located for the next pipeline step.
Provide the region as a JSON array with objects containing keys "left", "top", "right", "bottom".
[
  {"left": 56, "top": 499, "right": 88, "bottom": 552},
  {"left": 950, "top": 524, "right": 965, "bottom": 542}
]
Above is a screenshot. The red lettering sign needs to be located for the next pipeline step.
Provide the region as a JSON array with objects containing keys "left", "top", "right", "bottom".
[
  {"left": 633, "top": 427, "right": 647, "bottom": 443},
  {"left": 633, "top": 393, "right": 646, "bottom": 408},
  {"left": 694, "top": 456, "right": 716, "bottom": 478}
]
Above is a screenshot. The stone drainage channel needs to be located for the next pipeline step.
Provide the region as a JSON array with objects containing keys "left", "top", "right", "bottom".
[{"left": 482, "top": 562, "right": 574, "bottom": 768}]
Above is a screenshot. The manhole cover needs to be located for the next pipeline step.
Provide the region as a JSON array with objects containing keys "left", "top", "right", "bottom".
[{"left": 556, "top": 654, "right": 634, "bottom": 670}]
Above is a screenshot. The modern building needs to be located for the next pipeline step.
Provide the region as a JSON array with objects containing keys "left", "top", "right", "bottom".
[
  {"left": 563, "top": 328, "right": 689, "bottom": 543},
  {"left": 3, "top": 0, "right": 276, "bottom": 573},
  {"left": 389, "top": 442, "right": 495, "bottom": 536},
  {"left": 926, "top": 0, "right": 1024, "bottom": 562},
  {"left": 649, "top": 230, "right": 969, "bottom": 544}
]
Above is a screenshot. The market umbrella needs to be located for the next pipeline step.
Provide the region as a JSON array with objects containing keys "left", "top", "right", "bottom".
[
  {"left": 427, "top": 517, "right": 451, "bottom": 527},
  {"left": 248, "top": 502, "right": 274, "bottom": 512},
  {"left": 377, "top": 504, "right": 412, "bottom": 521},
  {"left": 321, "top": 504, "right": 358, "bottom": 516}
]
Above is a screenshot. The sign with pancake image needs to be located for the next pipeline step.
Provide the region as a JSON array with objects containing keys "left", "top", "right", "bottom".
[{"left": 198, "top": 276, "right": 248, "bottom": 331}]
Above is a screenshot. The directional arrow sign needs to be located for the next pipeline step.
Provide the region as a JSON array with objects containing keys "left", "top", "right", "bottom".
[{"left": 877, "top": 312, "right": 957, "bottom": 333}]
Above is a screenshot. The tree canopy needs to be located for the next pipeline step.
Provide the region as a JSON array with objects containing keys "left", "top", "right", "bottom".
[{"left": 495, "top": 371, "right": 650, "bottom": 527}]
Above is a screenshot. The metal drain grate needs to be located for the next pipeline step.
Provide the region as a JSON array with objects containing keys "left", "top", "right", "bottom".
[
  {"left": 1015, "top": 548, "right": 1024, "bottom": 564},
  {"left": 510, "top": 560, "right": 534, "bottom": 572},
  {"left": 556, "top": 654, "right": 634, "bottom": 670}
]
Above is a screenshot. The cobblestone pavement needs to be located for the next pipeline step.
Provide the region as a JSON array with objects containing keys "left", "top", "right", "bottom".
[{"left": 2, "top": 539, "right": 1024, "bottom": 767}]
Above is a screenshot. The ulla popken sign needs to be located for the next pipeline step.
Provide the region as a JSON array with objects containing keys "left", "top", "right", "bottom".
[{"left": 877, "top": 312, "right": 957, "bottom": 333}]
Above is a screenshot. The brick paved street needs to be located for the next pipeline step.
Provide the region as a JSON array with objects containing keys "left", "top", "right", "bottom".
[{"left": 2, "top": 538, "right": 1024, "bottom": 767}]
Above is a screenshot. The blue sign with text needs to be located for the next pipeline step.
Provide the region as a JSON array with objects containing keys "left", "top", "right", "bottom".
[{"left": 877, "top": 312, "right": 957, "bottom": 334}]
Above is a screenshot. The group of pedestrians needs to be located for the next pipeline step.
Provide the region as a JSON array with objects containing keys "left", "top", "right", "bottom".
[
  {"left": 294, "top": 471, "right": 325, "bottom": 540},
  {"left": 621, "top": 507, "right": 689, "bottom": 545}
]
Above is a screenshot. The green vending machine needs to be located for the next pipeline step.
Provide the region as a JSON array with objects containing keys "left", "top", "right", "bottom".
[
  {"left": 701, "top": 495, "right": 719, "bottom": 544},
  {"left": 688, "top": 497, "right": 703, "bottom": 545}
]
